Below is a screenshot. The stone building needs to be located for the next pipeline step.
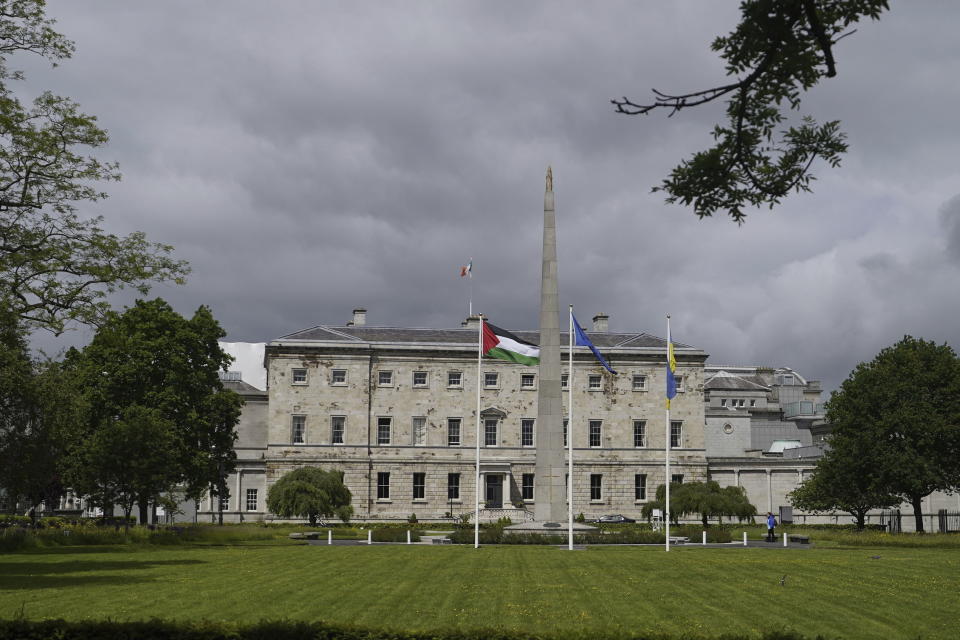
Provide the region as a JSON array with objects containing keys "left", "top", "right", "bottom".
[{"left": 199, "top": 309, "right": 708, "bottom": 522}]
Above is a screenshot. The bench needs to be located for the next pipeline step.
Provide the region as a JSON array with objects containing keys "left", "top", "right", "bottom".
[
  {"left": 788, "top": 535, "right": 810, "bottom": 544},
  {"left": 431, "top": 538, "right": 452, "bottom": 545},
  {"left": 668, "top": 536, "right": 690, "bottom": 545},
  {"left": 288, "top": 531, "right": 323, "bottom": 540}
]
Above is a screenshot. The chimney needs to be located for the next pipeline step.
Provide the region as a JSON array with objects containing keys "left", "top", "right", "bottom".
[
  {"left": 592, "top": 313, "right": 609, "bottom": 332},
  {"left": 463, "top": 314, "right": 481, "bottom": 329},
  {"left": 352, "top": 308, "right": 367, "bottom": 326}
]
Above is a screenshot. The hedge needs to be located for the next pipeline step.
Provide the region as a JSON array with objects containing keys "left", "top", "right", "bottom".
[{"left": 0, "top": 619, "right": 822, "bottom": 640}]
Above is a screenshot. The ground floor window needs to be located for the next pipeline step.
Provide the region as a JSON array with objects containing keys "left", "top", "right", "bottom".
[
  {"left": 413, "top": 472, "right": 425, "bottom": 500},
  {"left": 590, "top": 474, "right": 602, "bottom": 501},
  {"left": 634, "top": 474, "right": 646, "bottom": 501},
  {"left": 671, "top": 474, "right": 684, "bottom": 485},
  {"left": 377, "top": 472, "right": 390, "bottom": 500},
  {"left": 218, "top": 494, "right": 229, "bottom": 511},
  {"left": 521, "top": 473, "right": 534, "bottom": 500},
  {"left": 246, "top": 488, "right": 258, "bottom": 511},
  {"left": 448, "top": 473, "right": 460, "bottom": 500}
]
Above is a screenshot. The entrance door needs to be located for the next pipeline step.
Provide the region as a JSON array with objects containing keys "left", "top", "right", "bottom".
[{"left": 485, "top": 475, "right": 503, "bottom": 508}]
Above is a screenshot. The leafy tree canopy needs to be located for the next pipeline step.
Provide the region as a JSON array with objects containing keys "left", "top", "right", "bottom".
[
  {"left": 613, "top": 0, "right": 889, "bottom": 222},
  {"left": 824, "top": 335, "right": 960, "bottom": 532},
  {"left": 642, "top": 481, "right": 757, "bottom": 526},
  {"left": 267, "top": 467, "right": 353, "bottom": 526},
  {"left": 0, "top": 1, "right": 187, "bottom": 334}
]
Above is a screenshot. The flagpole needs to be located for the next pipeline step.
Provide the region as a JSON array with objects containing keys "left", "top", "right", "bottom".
[
  {"left": 475, "top": 313, "right": 483, "bottom": 549},
  {"left": 567, "top": 305, "right": 574, "bottom": 550},
  {"left": 665, "top": 314, "right": 671, "bottom": 553}
]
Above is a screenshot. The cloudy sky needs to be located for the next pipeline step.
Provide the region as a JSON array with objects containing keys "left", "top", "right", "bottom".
[{"left": 25, "top": 1, "right": 960, "bottom": 395}]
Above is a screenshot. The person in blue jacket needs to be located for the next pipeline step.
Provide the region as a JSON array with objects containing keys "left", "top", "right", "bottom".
[{"left": 766, "top": 512, "right": 777, "bottom": 541}]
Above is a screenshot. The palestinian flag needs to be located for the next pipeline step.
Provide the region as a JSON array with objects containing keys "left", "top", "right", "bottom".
[{"left": 482, "top": 320, "right": 539, "bottom": 366}]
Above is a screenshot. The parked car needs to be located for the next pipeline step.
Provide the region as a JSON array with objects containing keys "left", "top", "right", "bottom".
[{"left": 595, "top": 514, "right": 636, "bottom": 523}]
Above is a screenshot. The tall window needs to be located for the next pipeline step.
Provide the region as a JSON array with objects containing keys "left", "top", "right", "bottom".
[
  {"left": 521, "top": 419, "right": 535, "bottom": 447},
  {"left": 377, "top": 417, "right": 392, "bottom": 445},
  {"left": 412, "top": 417, "right": 426, "bottom": 446},
  {"left": 292, "top": 368, "right": 307, "bottom": 384},
  {"left": 521, "top": 474, "right": 535, "bottom": 500},
  {"left": 675, "top": 375, "right": 684, "bottom": 392},
  {"left": 561, "top": 373, "right": 569, "bottom": 389},
  {"left": 589, "top": 420, "right": 602, "bottom": 447},
  {"left": 291, "top": 415, "right": 306, "bottom": 444},
  {"left": 671, "top": 474, "right": 684, "bottom": 485},
  {"left": 331, "top": 416, "right": 345, "bottom": 444},
  {"left": 447, "top": 473, "right": 460, "bottom": 500},
  {"left": 590, "top": 474, "right": 602, "bottom": 501},
  {"left": 447, "top": 371, "right": 462, "bottom": 387},
  {"left": 331, "top": 369, "right": 347, "bottom": 385},
  {"left": 634, "top": 474, "right": 647, "bottom": 501},
  {"left": 219, "top": 494, "right": 229, "bottom": 511},
  {"left": 377, "top": 472, "right": 391, "bottom": 499},
  {"left": 484, "top": 418, "right": 498, "bottom": 446},
  {"left": 246, "top": 488, "right": 258, "bottom": 511},
  {"left": 588, "top": 375, "right": 602, "bottom": 390},
  {"left": 412, "top": 473, "right": 426, "bottom": 500},
  {"left": 632, "top": 374, "right": 647, "bottom": 391},
  {"left": 563, "top": 419, "right": 568, "bottom": 447},
  {"left": 484, "top": 372, "right": 499, "bottom": 388},
  {"left": 670, "top": 421, "right": 682, "bottom": 448},
  {"left": 378, "top": 370, "right": 393, "bottom": 386},
  {"left": 633, "top": 420, "right": 646, "bottom": 448},
  {"left": 447, "top": 418, "right": 461, "bottom": 446},
  {"left": 521, "top": 373, "right": 535, "bottom": 389}
]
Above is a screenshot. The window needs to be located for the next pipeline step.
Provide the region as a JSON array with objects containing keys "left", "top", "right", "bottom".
[
  {"left": 292, "top": 368, "right": 307, "bottom": 384},
  {"left": 246, "top": 488, "right": 258, "bottom": 511},
  {"left": 670, "top": 421, "right": 682, "bottom": 448},
  {"left": 377, "top": 417, "right": 392, "bottom": 445},
  {"left": 633, "top": 420, "right": 646, "bottom": 447},
  {"left": 589, "top": 420, "right": 602, "bottom": 447},
  {"left": 484, "top": 418, "right": 498, "bottom": 446},
  {"left": 291, "top": 415, "right": 306, "bottom": 444},
  {"left": 331, "top": 369, "right": 347, "bottom": 385},
  {"left": 521, "top": 419, "right": 535, "bottom": 447},
  {"left": 447, "top": 371, "right": 462, "bottom": 387},
  {"left": 522, "top": 474, "right": 535, "bottom": 500},
  {"left": 377, "top": 472, "right": 390, "bottom": 500},
  {"left": 634, "top": 474, "right": 647, "bottom": 501},
  {"left": 219, "top": 494, "right": 229, "bottom": 511},
  {"left": 331, "top": 416, "right": 345, "bottom": 444},
  {"left": 412, "top": 473, "right": 426, "bottom": 500},
  {"left": 739, "top": 399, "right": 746, "bottom": 407},
  {"left": 378, "top": 370, "right": 393, "bottom": 386},
  {"left": 561, "top": 373, "right": 569, "bottom": 389},
  {"left": 590, "top": 474, "right": 602, "bottom": 501},
  {"left": 413, "top": 371, "right": 428, "bottom": 387},
  {"left": 563, "top": 419, "right": 568, "bottom": 447},
  {"left": 521, "top": 373, "right": 535, "bottom": 389},
  {"left": 412, "top": 417, "right": 426, "bottom": 446},
  {"left": 749, "top": 399, "right": 756, "bottom": 407},
  {"left": 447, "top": 418, "right": 461, "bottom": 446},
  {"left": 484, "top": 372, "right": 499, "bottom": 388},
  {"left": 675, "top": 375, "right": 684, "bottom": 392},
  {"left": 671, "top": 474, "right": 684, "bottom": 484},
  {"left": 632, "top": 374, "right": 647, "bottom": 391},
  {"left": 720, "top": 399, "right": 727, "bottom": 407},
  {"left": 588, "top": 375, "right": 602, "bottom": 391},
  {"left": 448, "top": 473, "right": 460, "bottom": 500}
]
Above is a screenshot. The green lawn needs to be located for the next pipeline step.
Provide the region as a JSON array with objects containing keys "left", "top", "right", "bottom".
[{"left": 1, "top": 542, "right": 958, "bottom": 639}]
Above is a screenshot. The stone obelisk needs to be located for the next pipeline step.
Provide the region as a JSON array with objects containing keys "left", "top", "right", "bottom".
[{"left": 534, "top": 167, "right": 565, "bottom": 522}]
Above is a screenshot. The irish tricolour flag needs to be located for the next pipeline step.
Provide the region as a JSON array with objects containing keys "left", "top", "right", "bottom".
[{"left": 482, "top": 320, "right": 539, "bottom": 366}]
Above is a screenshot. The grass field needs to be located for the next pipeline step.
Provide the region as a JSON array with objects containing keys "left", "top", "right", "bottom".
[{"left": 2, "top": 539, "right": 959, "bottom": 639}]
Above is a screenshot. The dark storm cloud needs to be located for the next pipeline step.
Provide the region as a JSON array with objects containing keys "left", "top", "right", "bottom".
[{"left": 27, "top": 1, "right": 960, "bottom": 395}]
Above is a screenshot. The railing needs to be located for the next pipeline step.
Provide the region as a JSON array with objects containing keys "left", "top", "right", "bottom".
[
  {"left": 464, "top": 508, "right": 535, "bottom": 523},
  {"left": 782, "top": 401, "right": 825, "bottom": 419}
]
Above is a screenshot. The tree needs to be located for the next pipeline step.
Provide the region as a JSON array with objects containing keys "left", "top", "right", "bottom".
[
  {"left": 65, "top": 298, "right": 242, "bottom": 523},
  {"left": 641, "top": 481, "right": 757, "bottom": 527},
  {"left": 825, "top": 336, "right": 960, "bottom": 532},
  {"left": 267, "top": 467, "right": 353, "bottom": 526},
  {"left": 613, "top": 0, "right": 889, "bottom": 222},
  {"left": 0, "top": 1, "right": 187, "bottom": 334},
  {"left": 789, "top": 447, "right": 899, "bottom": 530}
]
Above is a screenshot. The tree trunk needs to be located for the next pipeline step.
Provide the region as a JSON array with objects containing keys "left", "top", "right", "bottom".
[
  {"left": 911, "top": 496, "right": 924, "bottom": 533},
  {"left": 853, "top": 508, "right": 866, "bottom": 531},
  {"left": 701, "top": 513, "right": 708, "bottom": 528},
  {"left": 137, "top": 496, "right": 148, "bottom": 526},
  {"left": 123, "top": 506, "right": 132, "bottom": 531}
]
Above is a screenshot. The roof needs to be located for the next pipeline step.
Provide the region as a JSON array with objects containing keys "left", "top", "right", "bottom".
[
  {"left": 704, "top": 369, "right": 770, "bottom": 391},
  {"left": 271, "top": 324, "right": 702, "bottom": 354}
]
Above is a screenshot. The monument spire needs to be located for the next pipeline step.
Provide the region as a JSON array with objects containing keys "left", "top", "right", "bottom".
[{"left": 534, "top": 166, "right": 565, "bottom": 522}]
